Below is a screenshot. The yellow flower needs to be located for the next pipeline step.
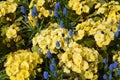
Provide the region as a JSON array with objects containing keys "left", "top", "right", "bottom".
[
  {"left": 73, "top": 53, "right": 82, "bottom": 66},
  {"left": 97, "top": 7, "right": 106, "bottom": 14},
  {"left": 95, "top": 3, "right": 101, "bottom": 9},
  {"left": 84, "top": 71, "right": 93, "bottom": 79},
  {"left": 42, "top": 10, "right": 49, "bottom": 17},
  {"left": 10, "top": 76, "right": 16, "bottom": 80},
  {"left": 78, "top": 30, "right": 85, "bottom": 39},
  {"left": 16, "top": 72, "right": 25, "bottom": 80},
  {"left": 72, "top": 65, "right": 81, "bottom": 73},
  {"left": 7, "top": 3, "right": 17, "bottom": 13},
  {"left": 63, "top": 66, "right": 70, "bottom": 73},
  {"left": 73, "top": 3, "right": 81, "bottom": 11},
  {"left": 86, "top": 53, "right": 95, "bottom": 62},
  {"left": 20, "top": 61, "right": 29, "bottom": 70},
  {"left": 61, "top": 53, "right": 68, "bottom": 62},
  {"left": 6, "top": 28, "right": 17, "bottom": 39},
  {"left": 94, "top": 31, "right": 104, "bottom": 42},
  {"left": 81, "top": 60, "right": 89, "bottom": 71},
  {"left": 82, "top": 5, "right": 90, "bottom": 13},
  {"left": 21, "top": 70, "right": 30, "bottom": 78},
  {"left": 37, "top": 0, "right": 45, "bottom": 7}
]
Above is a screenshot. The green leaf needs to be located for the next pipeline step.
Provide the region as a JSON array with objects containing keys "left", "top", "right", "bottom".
[
  {"left": 31, "top": 46, "right": 40, "bottom": 53},
  {"left": 15, "top": 16, "right": 23, "bottom": 22},
  {"left": 0, "top": 70, "right": 9, "bottom": 80}
]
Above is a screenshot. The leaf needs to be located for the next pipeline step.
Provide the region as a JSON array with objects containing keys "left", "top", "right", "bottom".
[
  {"left": 0, "top": 70, "right": 9, "bottom": 80},
  {"left": 15, "top": 16, "right": 23, "bottom": 22},
  {"left": 31, "top": 46, "right": 40, "bottom": 53}
]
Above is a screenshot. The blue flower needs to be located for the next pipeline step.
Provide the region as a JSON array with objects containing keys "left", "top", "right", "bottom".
[
  {"left": 118, "top": 25, "right": 120, "bottom": 30},
  {"left": 32, "top": 6, "right": 37, "bottom": 18},
  {"left": 53, "top": 71, "right": 57, "bottom": 77},
  {"left": 66, "top": 37, "right": 69, "bottom": 43},
  {"left": 32, "top": 6, "right": 37, "bottom": 13},
  {"left": 113, "top": 61, "right": 118, "bottom": 69},
  {"left": 24, "top": 16, "right": 28, "bottom": 21},
  {"left": 109, "top": 64, "right": 114, "bottom": 71},
  {"left": 21, "top": 6, "right": 26, "bottom": 14},
  {"left": 63, "top": 7, "right": 67, "bottom": 15},
  {"left": 118, "top": 20, "right": 120, "bottom": 24},
  {"left": 56, "top": 41, "right": 60, "bottom": 47},
  {"left": 52, "top": 58, "right": 56, "bottom": 64},
  {"left": 43, "top": 71, "right": 49, "bottom": 79},
  {"left": 110, "top": 22, "right": 114, "bottom": 25},
  {"left": 103, "top": 74, "right": 107, "bottom": 79},
  {"left": 47, "top": 50, "right": 52, "bottom": 59},
  {"left": 103, "top": 58, "right": 107, "bottom": 64},
  {"left": 117, "top": 70, "right": 120, "bottom": 75},
  {"left": 109, "top": 74, "right": 113, "bottom": 80},
  {"left": 114, "top": 30, "right": 119, "bottom": 38},
  {"left": 60, "top": 21, "right": 64, "bottom": 28},
  {"left": 55, "top": 2, "right": 60, "bottom": 10},
  {"left": 70, "top": 22, "right": 74, "bottom": 27},
  {"left": 50, "top": 64, "right": 55, "bottom": 72},
  {"left": 54, "top": 10, "right": 59, "bottom": 18},
  {"left": 49, "top": 9, "right": 52, "bottom": 14},
  {"left": 69, "top": 29, "right": 73, "bottom": 37}
]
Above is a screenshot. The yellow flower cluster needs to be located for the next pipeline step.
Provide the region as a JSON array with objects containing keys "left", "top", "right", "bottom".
[
  {"left": 32, "top": 23, "right": 101, "bottom": 79},
  {"left": 58, "top": 40, "right": 100, "bottom": 80},
  {"left": 113, "top": 51, "right": 120, "bottom": 63},
  {"left": 0, "top": 1, "right": 17, "bottom": 17},
  {"left": 73, "top": 1, "right": 120, "bottom": 47},
  {"left": 4, "top": 50, "right": 43, "bottom": 80},
  {"left": 28, "top": 0, "right": 53, "bottom": 27},
  {"left": 68, "top": 0, "right": 96, "bottom": 15},
  {"left": 1, "top": 23, "right": 21, "bottom": 47},
  {"left": 32, "top": 23, "right": 69, "bottom": 54}
]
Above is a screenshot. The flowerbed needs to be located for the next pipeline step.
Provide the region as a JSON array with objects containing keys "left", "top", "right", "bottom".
[{"left": 0, "top": 0, "right": 120, "bottom": 80}]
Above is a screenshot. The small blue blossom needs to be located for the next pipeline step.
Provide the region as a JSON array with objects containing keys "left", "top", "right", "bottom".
[
  {"left": 66, "top": 37, "right": 69, "bottom": 43},
  {"left": 21, "top": 6, "right": 26, "bottom": 14},
  {"left": 109, "top": 74, "right": 113, "bottom": 80},
  {"left": 24, "top": 16, "right": 28, "bottom": 21},
  {"left": 114, "top": 30, "right": 119, "bottom": 38},
  {"left": 103, "top": 58, "right": 107, "bottom": 64},
  {"left": 32, "top": 6, "right": 37, "bottom": 13},
  {"left": 32, "top": 6, "right": 37, "bottom": 18},
  {"left": 52, "top": 58, "right": 56, "bottom": 64},
  {"left": 63, "top": 7, "right": 67, "bottom": 15},
  {"left": 109, "top": 64, "right": 114, "bottom": 71},
  {"left": 103, "top": 74, "right": 107, "bottom": 80},
  {"left": 118, "top": 20, "right": 120, "bottom": 24},
  {"left": 49, "top": 9, "right": 52, "bottom": 14},
  {"left": 110, "top": 22, "right": 114, "bottom": 25},
  {"left": 54, "top": 10, "right": 59, "bottom": 18},
  {"left": 53, "top": 71, "right": 57, "bottom": 77},
  {"left": 43, "top": 71, "right": 49, "bottom": 79},
  {"left": 55, "top": 2, "right": 60, "bottom": 10},
  {"left": 70, "top": 22, "right": 74, "bottom": 27},
  {"left": 47, "top": 50, "right": 52, "bottom": 59},
  {"left": 69, "top": 29, "right": 73, "bottom": 37},
  {"left": 56, "top": 41, "right": 60, "bottom": 47},
  {"left": 118, "top": 25, "right": 120, "bottom": 30},
  {"left": 50, "top": 64, "right": 55, "bottom": 72},
  {"left": 113, "top": 61, "right": 118, "bottom": 69},
  {"left": 117, "top": 70, "right": 120, "bottom": 75},
  {"left": 60, "top": 21, "right": 64, "bottom": 28}
]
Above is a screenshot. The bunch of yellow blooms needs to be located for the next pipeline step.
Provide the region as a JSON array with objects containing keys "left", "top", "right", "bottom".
[
  {"left": 28, "top": 0, "right": 53, "bottom": 27},
  {"left": 68, "top": 0, "right": 96, "bottom": 15},
  {"left": 72, "top": 1, "right": 120, "bottom": 47},
  {"left": 32, "top": 23, "right": 69, "bottom": 54},
  {"left": 113, "top": 51, "right": 120, "bottom": 63},
  {"left": 4, "top": 50, "right": 43, "bottom": 80},
  {"left": 0, "top": 1, "right": 17, "bottom": 17},
  {"left": 1, "top": 23, "right": 21, "bottom": 47},
  {"left": 58, "top": 40, "right": 100, "bottom": 80}
]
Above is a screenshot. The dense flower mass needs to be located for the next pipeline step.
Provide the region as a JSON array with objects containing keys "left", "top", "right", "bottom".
[
  {"left": 4, "top": 50, "right": 43, "bottom": 80},
  {"left": 0, "top": 0, "right": 120, "bottom": 80}
]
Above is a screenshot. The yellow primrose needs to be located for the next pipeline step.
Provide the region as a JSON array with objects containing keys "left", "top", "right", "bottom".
[
  {"left": 84, "top": 71, "right": 93, "bottom": 79},
  {"left": 37, "top": 0, "right": 45, "bottom": 7},
  {"left": 6, "top": 27, "right": 17, "bottom": 39},
  {"left": 82, "top": 5, "right": 90, "bottom": 13}
]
